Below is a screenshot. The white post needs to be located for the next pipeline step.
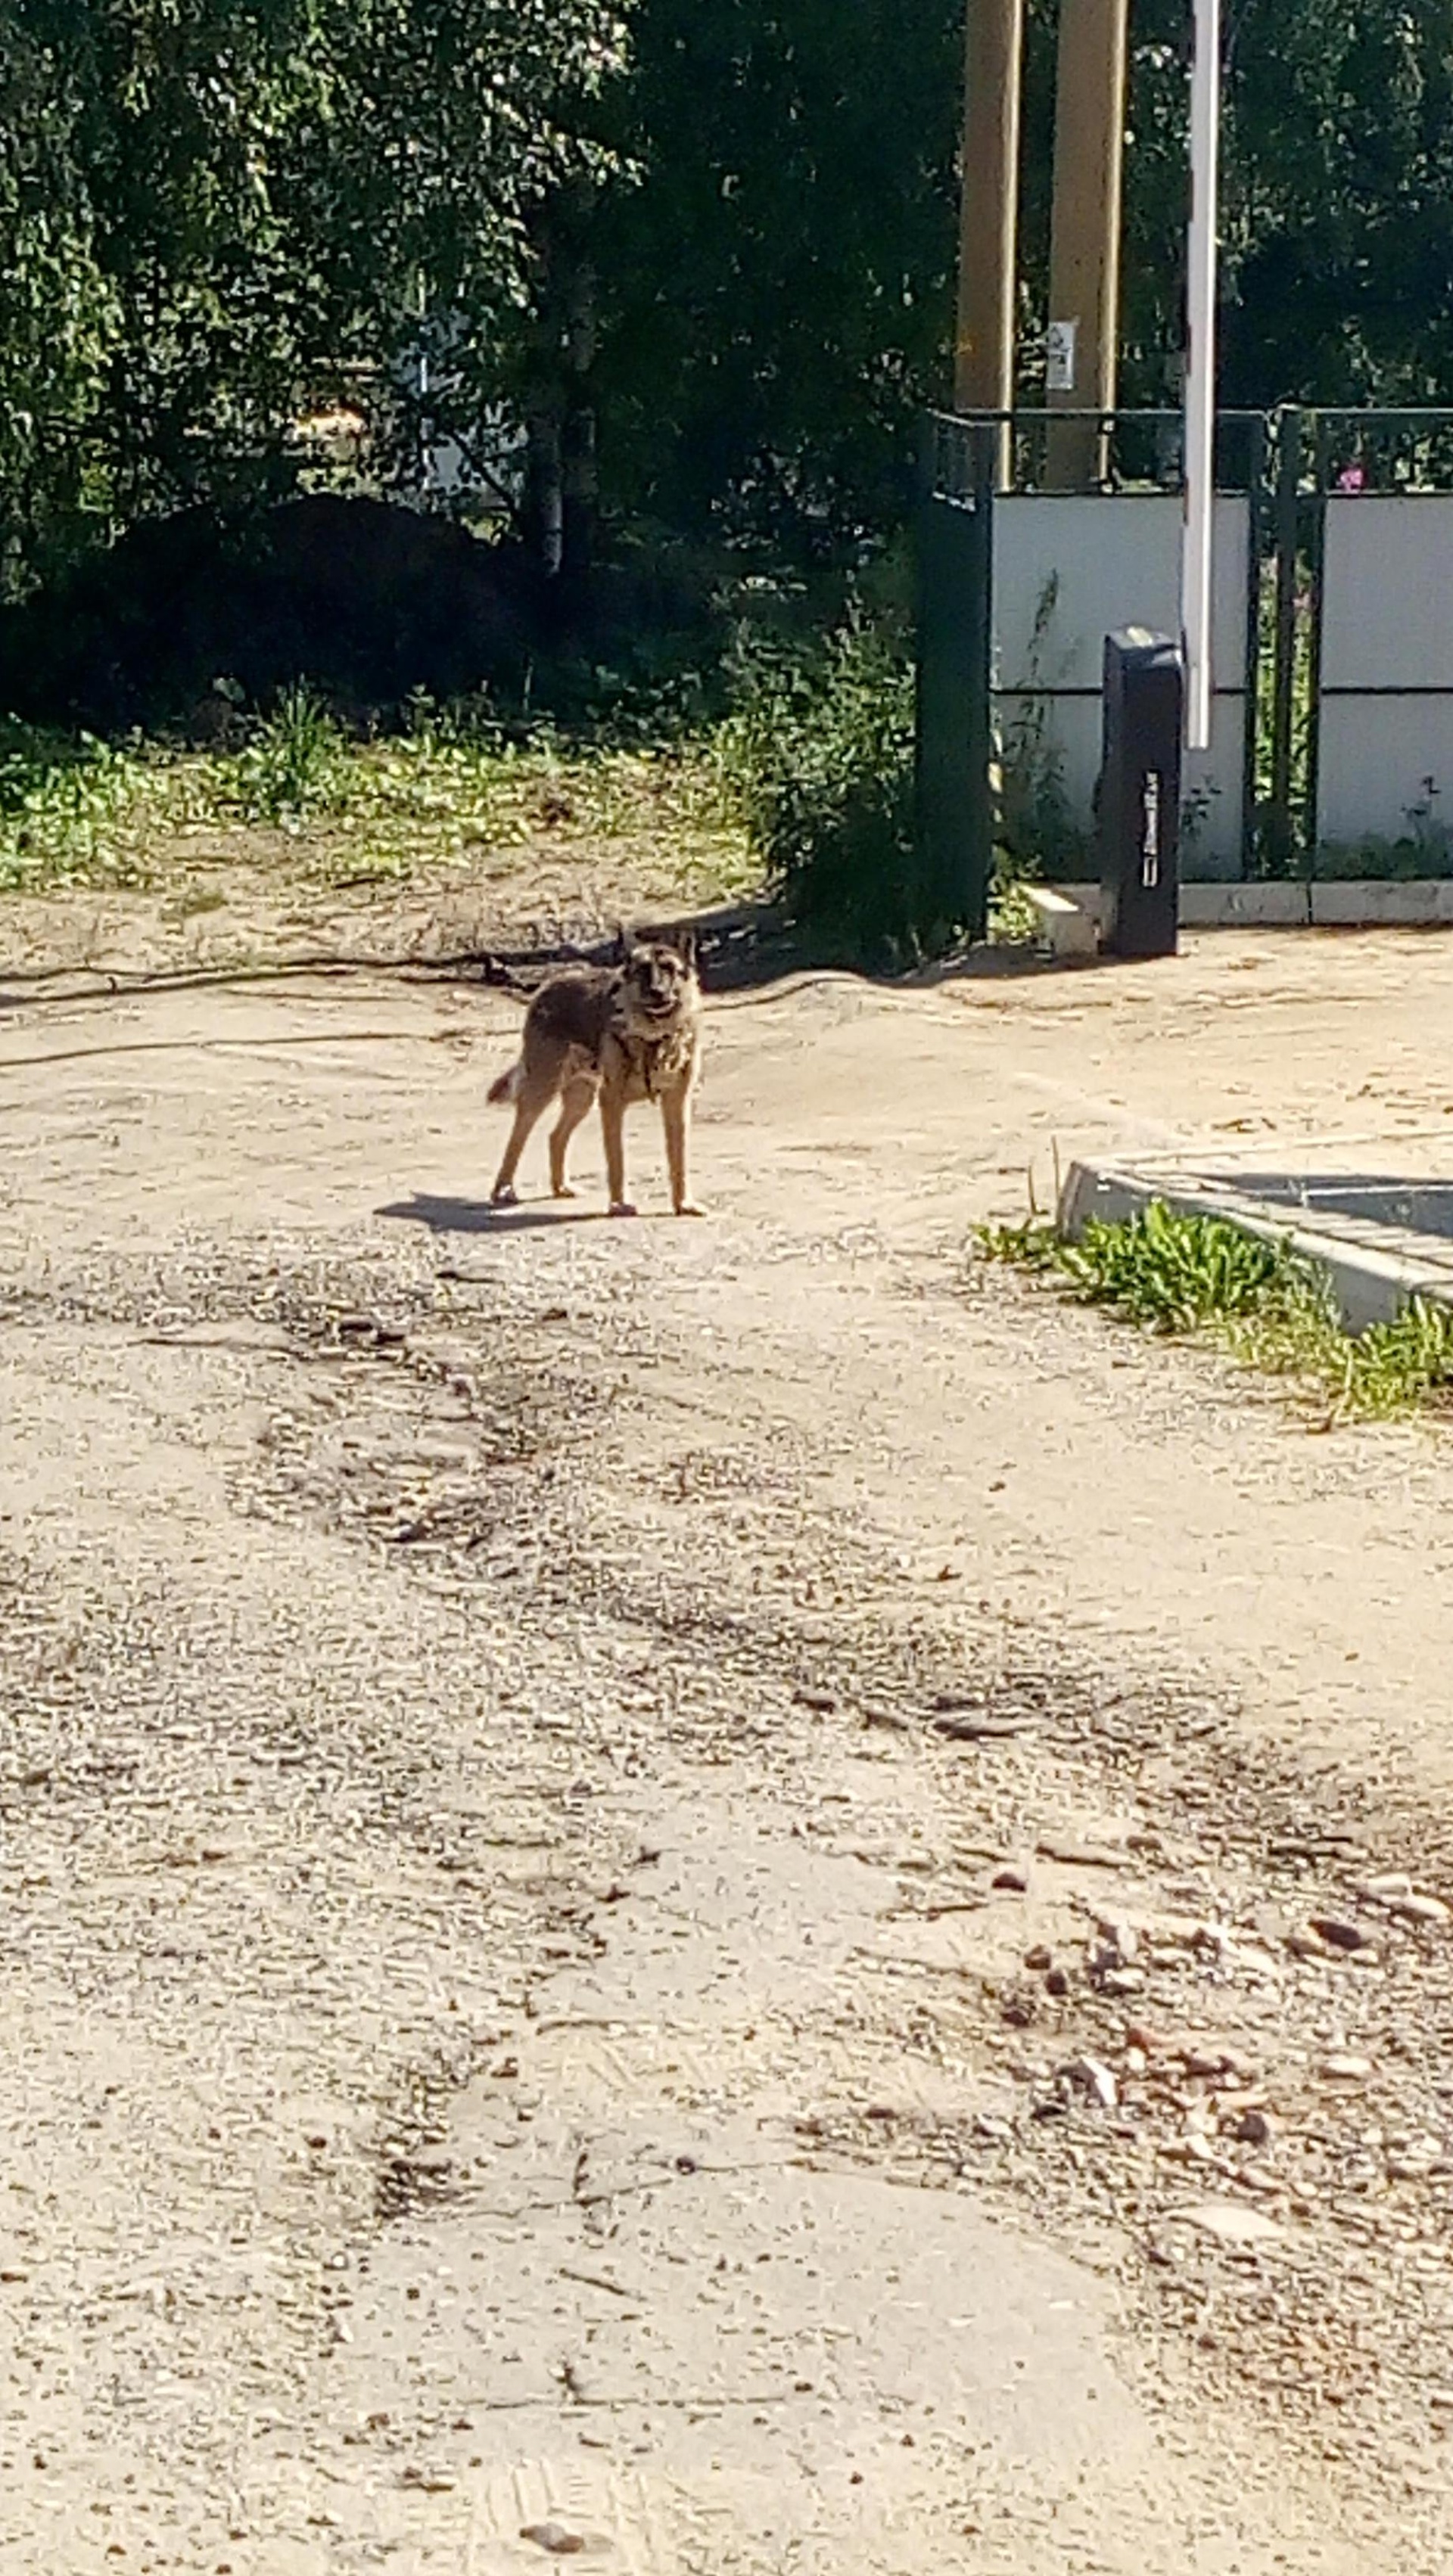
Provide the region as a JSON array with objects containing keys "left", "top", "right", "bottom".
[{"left": 1182, "top": 0, "right": 1221, "bottom": 752}]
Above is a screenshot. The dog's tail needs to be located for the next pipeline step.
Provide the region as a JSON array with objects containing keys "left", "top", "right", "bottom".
[{"left": 487, "top": 1060, "right": 522, "bottom": 1108}]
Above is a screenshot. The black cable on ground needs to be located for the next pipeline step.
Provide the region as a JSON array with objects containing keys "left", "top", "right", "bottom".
[{"left": 0, "top": 904, "right": 802, "bottom": 1015}]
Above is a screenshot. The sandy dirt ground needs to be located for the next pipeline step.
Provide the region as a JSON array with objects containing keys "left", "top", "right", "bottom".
[{"left": 6, "top": 919, "right": 1453, "bottom": 2571}]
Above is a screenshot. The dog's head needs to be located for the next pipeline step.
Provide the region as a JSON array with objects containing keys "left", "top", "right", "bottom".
[{"left": 617, "top": 933, "right": 700, "bottom": 1033}]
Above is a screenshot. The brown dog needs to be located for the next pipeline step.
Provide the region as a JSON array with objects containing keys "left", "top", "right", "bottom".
[{"left": 487, "top": 934, "right": 705, "bottom": 1217}]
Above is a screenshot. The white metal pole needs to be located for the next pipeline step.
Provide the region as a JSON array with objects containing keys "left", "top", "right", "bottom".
[{"left": 1182, "top": 0, "right": 1221, "bottom": 752}]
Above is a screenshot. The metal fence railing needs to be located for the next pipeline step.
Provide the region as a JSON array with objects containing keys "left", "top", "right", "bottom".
[{"left": 916, "top": 404, "right": 1453, "bottom": 888}]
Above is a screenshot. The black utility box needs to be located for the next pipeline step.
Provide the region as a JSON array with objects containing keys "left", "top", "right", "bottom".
[{"left": 1097, "top": 629, "right": 1184, "bottom": 959}]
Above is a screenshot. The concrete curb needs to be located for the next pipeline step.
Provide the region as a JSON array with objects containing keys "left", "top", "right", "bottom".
[
  {"left": 1180, "top": 884, "right": 1310, "bottom": 928},
  {"left": 1056, "top": 1159, "right": 1453, "bottom": 1334},
  {"left": 1047, "top": 881, "right": 1453, "bottom": 932},
  {"left": 1309, "top": 880, "right": 1453, "bottom": 925}
]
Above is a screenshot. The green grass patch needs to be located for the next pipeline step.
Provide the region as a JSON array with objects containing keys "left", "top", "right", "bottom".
[
  {"left": 0, "top": 721, "right": 160, "bottom": 891},
  {"left": 0, "top": 694, "right": 755, "bottom": 902},
  {"left": 979, "top": 1201, "right": 1453, "bottom": 1422}
]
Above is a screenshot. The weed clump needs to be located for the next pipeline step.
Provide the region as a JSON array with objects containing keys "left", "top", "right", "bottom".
[
  {"left": 235, "top": 683, "right": 348, "bottom": 829},
  {"left": 980, "top": 1200, "right": 1453, "bottom": 1422},
  {"left": 715, "top": 614, "right": 928, "bottom": 963}
]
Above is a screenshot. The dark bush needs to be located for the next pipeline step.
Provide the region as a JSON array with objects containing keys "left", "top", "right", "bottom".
[{"left": 0, "top": 497, "right": 541, "bottom": 732}]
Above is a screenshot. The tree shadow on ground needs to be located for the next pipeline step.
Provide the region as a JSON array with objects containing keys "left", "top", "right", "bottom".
[
  {"left": 0, "top": 896, "right": 1115, "bottom": 1021},
  {"left": 443, "top": 897, "right": 1104, "bottom": 1004}
]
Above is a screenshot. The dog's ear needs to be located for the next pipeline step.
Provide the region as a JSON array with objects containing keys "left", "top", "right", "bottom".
[
  {"left": 613, "top": 924, "right": 631, "bottom": 965},
  {"left": 677, "top": 928, "right": 698, "bottom": 971}
]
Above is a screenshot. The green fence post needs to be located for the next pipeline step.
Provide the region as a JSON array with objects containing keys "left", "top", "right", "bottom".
[
  {"left": 966, "top": 421, "right": 995, "bottom": 941},
  {"left": 914, "top": 419, "right": 994, "bottom": 946},
  {"left": 1268, "top": 405, "right": 1301, "bottom": 875},
  {"left": 1303, "top": 412, "right": 1330, "bottom": 878},
  {"left": 1241, "top": 412, "right": 1268, "bottom": 879}
]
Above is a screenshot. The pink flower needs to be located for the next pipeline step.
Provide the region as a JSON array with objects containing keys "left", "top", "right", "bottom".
[{"left": 1336, "top": 463, "right": 1367, "bottom": 493}]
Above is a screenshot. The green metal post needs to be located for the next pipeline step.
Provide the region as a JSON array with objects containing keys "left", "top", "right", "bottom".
[
  {"left": 1303, "top": 412, "right": 1330, "bottom": 878},
  {"left": 915, "top": 421, "right": 994, "bottom": 946},
  {"left": 1268, "top": 406, "right": 1301, "bottom": 875},
  {"left": 1240, "top": 412, "right": 1266, "bottom": 879}
]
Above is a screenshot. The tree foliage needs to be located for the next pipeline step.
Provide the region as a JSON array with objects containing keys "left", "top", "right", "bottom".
[
  {"left": 0, "top": 5, "right": 118, "bottom": 591},
  {"left": 588, "top": 0, "right": 963, "bottom": 547},
  {"left": 1217, "top": 0, "right": 1453, "bottom": 404},
  {"left": 0, "top": 0, "right": 629, "bottom": 594},
  {"left": 7, "top": 0, "right": 1453, "bottom": 606},
  {"left": 590, "top": 0, "right": 1453, "bottom": 541}
]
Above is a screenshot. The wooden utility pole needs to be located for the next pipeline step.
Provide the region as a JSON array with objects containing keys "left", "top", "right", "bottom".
[
  {"left": 1044, "top": 0, "right": 1129, "bottom": 489},
  {"left": 954, "top": 0, "right": 1024, "bottom": 483}
]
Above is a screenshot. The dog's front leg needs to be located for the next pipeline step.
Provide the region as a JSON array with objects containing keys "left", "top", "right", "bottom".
[
  {"left": 661, "top": 1086, "right": 705, "bottom": 1217},
  {"left": 600, "top": 1086, "right": 636, "bottom": 1217}
]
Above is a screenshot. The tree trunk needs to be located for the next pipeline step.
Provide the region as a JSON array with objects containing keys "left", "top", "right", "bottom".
[
  {"left": 522, "top": 399, "right": 565, "bottom": 582},
  {"left": 519, "top": 189, "right": 596, "bottom": 617},
  {"left": 559, "top": 250, "right": 598, "bottom": 589}
]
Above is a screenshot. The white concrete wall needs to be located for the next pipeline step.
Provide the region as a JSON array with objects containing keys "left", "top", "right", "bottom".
[
  {"left": 1318, "top": 496, "right": 1453, "bottom": 851},
  {"left": 993, "top": 495, "right": 1250, "bottom": 873}
]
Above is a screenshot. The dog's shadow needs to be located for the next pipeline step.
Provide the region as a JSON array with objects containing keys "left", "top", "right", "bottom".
[{"left": 378, "top": 1192, "right": 612, "bottom": 1235}]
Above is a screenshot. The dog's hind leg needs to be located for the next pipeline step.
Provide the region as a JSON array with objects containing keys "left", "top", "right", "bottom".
[
  {"left": 491, "top": 1068, "right": 557, "bottom": 1206},
  {"left": 549, "top": 1076, "right": 597, "bottom": 1200}
]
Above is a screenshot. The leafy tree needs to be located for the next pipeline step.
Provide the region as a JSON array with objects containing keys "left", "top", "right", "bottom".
[
  {"left": 580, "top": 0, "right": 1453, "bottom": 566},
  {"left": 11, "top": 0, "right": 1453, "bottom": 619},
  {"left": 1216, "top": 0, "right": 1453, "bottom": 404},
  {"left": 0, "top": 0, "right": 631, "bottom": 597},
  {"left": 586, "top": 0, "right": 964, "bottom": 552},
  {"left": 0, "top": 5, "right": 117, "bottom": 589},
  {"left": 1108, "top": 0, "right": 1453, "bottom": 409}
]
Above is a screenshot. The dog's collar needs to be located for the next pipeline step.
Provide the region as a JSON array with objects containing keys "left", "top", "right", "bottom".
[{"left": 614, "top": 1021, "right": 677, "bottom": 1097}]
